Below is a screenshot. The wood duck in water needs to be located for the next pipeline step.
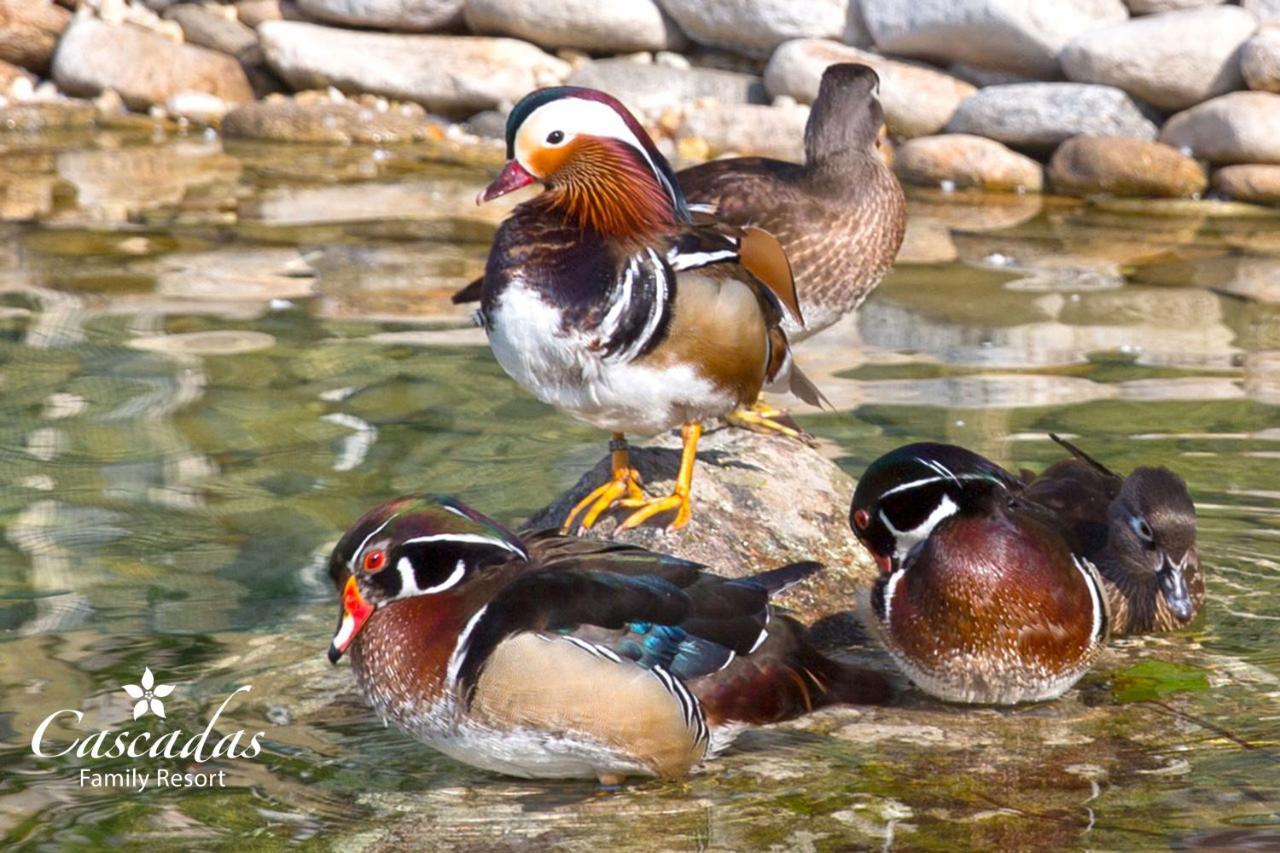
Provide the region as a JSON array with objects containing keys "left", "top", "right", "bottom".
[
  {"left": 1021, "top": 434, "right": 1204, "bottom": 635},
  {"left": 849, "top": 443, "right": 1110, "bottom": 705},
  {"left": 327, "top": 495, "right": 891, "bottom": 783},
  {"left": 472, "top": 86, "right": 825, "bottom": 532}
]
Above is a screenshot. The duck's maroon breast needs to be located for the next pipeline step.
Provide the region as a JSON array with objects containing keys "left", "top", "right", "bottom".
[
  {"left": 350, "top": 596, "right": 464, "bottom": 710},
  {"left": 890, "top": 514, "right": 1096, "bottom": 671}
]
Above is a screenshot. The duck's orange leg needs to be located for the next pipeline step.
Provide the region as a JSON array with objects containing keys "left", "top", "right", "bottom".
[
  {"left": 618, "top": 422, "right": 701, "bottom": 530},
  {"left": 561, "top": 434, "right": 646, "bottom": 533}
]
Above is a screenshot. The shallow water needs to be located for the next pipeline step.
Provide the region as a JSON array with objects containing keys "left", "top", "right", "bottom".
[{"left": 1, "top": 127, "right": 1278, "bottom": 850}]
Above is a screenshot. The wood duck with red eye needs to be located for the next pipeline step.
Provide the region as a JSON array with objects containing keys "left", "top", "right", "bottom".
[
  {"left": 849, "top": 443, "right": 1109, "bottom": 705},
  {"left": 472, "top": 86, "right": 826, "bottom": 533},
  {"left": 1021, "top": 434, "right": 1204, "bottom": 635},
  {"left": 328, "top": 495, "right": 891, "bottom": 784},
  {"left": 678, "top": 63, "right": 905, "bottom": 344}
]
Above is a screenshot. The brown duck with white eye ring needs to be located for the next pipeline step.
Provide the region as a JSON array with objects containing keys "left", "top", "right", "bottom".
[
  {"left": 677, "top": 62, "right": 906, "bottom": 342},
  {"left": 1021, "top": 434, "right": 1204, "bottom": 635}
]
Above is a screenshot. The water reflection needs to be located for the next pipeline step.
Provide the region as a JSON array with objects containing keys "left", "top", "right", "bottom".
[{"left": 0, "top": 132, "right": 1277, "bottom": 848}]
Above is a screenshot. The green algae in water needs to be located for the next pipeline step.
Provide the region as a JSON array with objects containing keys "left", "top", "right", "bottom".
[{"left": 1110, "top": 660, "right": 1211, "bottom": 704}]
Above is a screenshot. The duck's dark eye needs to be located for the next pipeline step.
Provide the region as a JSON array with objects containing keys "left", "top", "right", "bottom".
[
  {"left": 546, "top": 130, "right": 564, "bottom": 145},
  {"left": 853, "top": 509, "right": 870, "bottom": 530},
  {"left": 1130, "top": 517, "right": 1154, "bottom": 544},
  {"left": 362, "top": 549, "right": 386, "bottom": 573}
]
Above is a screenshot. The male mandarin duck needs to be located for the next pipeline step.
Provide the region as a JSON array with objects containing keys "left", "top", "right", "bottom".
[
  {"left": 678, "top": 63, "right": 906, "bottom": 343},
  {"left": 1021, "top": 434, "right": 1204, "bottom": 634},
  {"left": 849, "top": 443, "right": 1110, "bottom": 705},
  {"left": 327, "top": 496, "right": 891, "bottom": 783},
  {"left": 472, "top": 86, "right": 825, "bottom": 532}
]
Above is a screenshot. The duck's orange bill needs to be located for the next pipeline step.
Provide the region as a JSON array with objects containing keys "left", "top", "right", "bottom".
[
  {"left": 476, "top": 160, "right": 535, "bottom": 204},
  {"left": 328, "top": 577, "right": 373, "bottom": 664}
]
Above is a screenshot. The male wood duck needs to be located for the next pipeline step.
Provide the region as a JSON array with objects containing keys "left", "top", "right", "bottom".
[
  {"left": 678, "top": 63, "right": 906, "bottom": 342},
  {"left": 849, "top": 443, "right": 1110, "bottom": 705},
  {"left": 328, "top": 495, "right": 891, "bottom": 784},
  {"left": 1021, "top": 435, "right": 1204, "bottom": 634},
  {"left": 472, "top": 86, "right": 825, "bottom": 532}
]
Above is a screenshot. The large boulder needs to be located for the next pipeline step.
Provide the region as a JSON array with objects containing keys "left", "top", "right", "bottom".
[
  {"left": 164, "top": 4, "right": 261, "bottom": 61},
  {"left": 1244, "top": 0, "right": 1280, "bottom": 23},
  {"left": 295, "top": 0, "right": 463, "bottom": 31},
  {"left": 1213, "top": 163, "right": 1280, "bottom": 203},
  {"left": 567, "top": 58, "right": 767, "bottom": 123},
  {"left": 947, "top": 83, "right": 1159, "bottom": 151},
  {"left": 764, "top": 39, "right": 975, "bottom": 138},
  {"left": 1160, "top": 91, "right": 1280, "bottom": 164},
  {"left": 861, "top": 0, "right": 1128, "bottom": 78},
  {"left": 527, "top": 427, "right": 878, "bottom": 624},
  {"left": 1048, "top": 136, "right": 1207, "bottom": 197},
  {"left": 658, "top": 0, "right": 850, "bottom": 59},
  {"left": 258, "top": 21, "right": 570, "bottom": 116},
  {"left": 1124, "top": 0, "right": 1224, "bottom": 10},
  {"left": 1060, "top": 6, "right": 1257, "bottom": 112},
  {"left": 676, "top": 101, "right": 809, "bottom": 161},
  {"left": 0, "top": 0, "right": 70, "bottom": 76},
  {"left": 52, "top": 18, "right": 254, "bottom": 110},
  {"left": 894, "top": 134, "right": 1044, "bottom": 192},
  {"left": 1242, "top": 26, "right": 1280, "bottom": 92},
  {"left": 466, "top": 0, "right": 687, "bottom": 53}
]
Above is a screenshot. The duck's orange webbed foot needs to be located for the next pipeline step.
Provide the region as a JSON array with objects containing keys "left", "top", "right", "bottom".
[{"left": 561, "top": 434, "right": 647, "bottom": 533}]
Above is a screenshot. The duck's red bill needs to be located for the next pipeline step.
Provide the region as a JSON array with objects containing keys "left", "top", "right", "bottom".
[
  {"left": 328, "top": 576, "right": 373, "bottom": 664},
  {"left": 476, "top": 160, "right": 535, "bottom": 204}
]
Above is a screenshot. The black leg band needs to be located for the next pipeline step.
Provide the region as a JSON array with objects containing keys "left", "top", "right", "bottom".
[{"left": 609, "top": 438, "right": 629, "bottom": 452}]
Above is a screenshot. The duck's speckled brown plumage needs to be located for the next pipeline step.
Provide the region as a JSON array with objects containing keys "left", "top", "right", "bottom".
[
  {"left": 1022, "top": 437, "right": 1204, "bottom": 635},
  {"left": 678, "top": 63, "right": 906, "bottom": 339}
]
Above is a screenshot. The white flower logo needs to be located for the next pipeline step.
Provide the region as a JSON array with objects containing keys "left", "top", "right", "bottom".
[{"left": 122, "top": 668, "right": 175, "bottom": 720}]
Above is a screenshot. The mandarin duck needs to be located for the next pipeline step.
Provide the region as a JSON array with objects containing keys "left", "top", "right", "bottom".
[
  {"left": 472, "top": 86, "right": 825, "bottom": 532},
  {"left": 850, "top": 443, "right": 1110, "bottom": 705},
  {"left": 1020, "top": 434, "right": 1204, "bottom": 634},
  {"left": 678, "top": 63, "right": 905, "bottom": 343},
  {"left": 327, "top": 496, "right": 891, "bottom": 783}
]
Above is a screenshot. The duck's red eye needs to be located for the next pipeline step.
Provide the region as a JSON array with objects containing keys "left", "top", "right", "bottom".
[
  {"left": 362, "top": 549, "right": 386, "bottom": 573},
  {"left": 853, "top": 509, "right": 870, "bottom": 530}
]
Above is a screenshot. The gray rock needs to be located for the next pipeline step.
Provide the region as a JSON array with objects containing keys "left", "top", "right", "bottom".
[
  {"left": 164, "top": 4, "right": 261, "bottom": 61},
  {"left": 862, "top": 0, "right": 1128, "bottom": 79},
  {"left": 567, "top": 58, "right": 766, "bottom": 122},
  {"left": 0, "top": 0, "right": 71, "bottom": 75},
  {"left": 1125, "top": 0, "right": 1224, "bottom": 11},
  {"left": 1242, "top": 26, "right": 1280, "bottom": 92},
  {"left": 53, "top": 18, "right": 254, "bottom": 110},
  {"left": 235, "top": 0, "right": 305, "bottom": 27},
  {"left": 1244, "top": 0, "right": 1280, "bottom": 24},
  {"left": 1160, "top": 91, "right": 1280, "bottom": 164},
  {"left": 296, "top": 0, "right": 463, "bottom": 31},
  {"left": 659, "top": 0, "right": 850, "bottom": 58},
  {"left": 947, "top": 83, "right": 1159, "bottom": 151},
  {"left": 465, "top": 0, "right": 686, "bottom": 53},
  {"left": 894, "top": 134, "right": 1044, "bottom": 192},
  {"left": 676, "top": 101, "right": 809, "bottom": 161},
  {"left": 1060, "top": 6, "right": 1257, "bottom": 112},
  {"left": 844, "top": 0, "right": 873, "bottom": 47},
  {"left": 526, "top": 427, "right": 878, "bottom": 625},
  {"left": 1048, "top": 135, "right": 1207, "bottom": 198},
  {"left": 259, "top": 21, "right": 570, "bottom": 116},
  {"left": 222, "top": 97, "right": 445, "bottom": 144},
  {"left": 764, "top": 39, "right": 975, "bottom": 138}
]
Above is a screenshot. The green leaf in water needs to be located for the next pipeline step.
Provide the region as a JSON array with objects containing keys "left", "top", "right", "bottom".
[{"left": 1110, "top": 660, "right": 1210, "bottom": 704}]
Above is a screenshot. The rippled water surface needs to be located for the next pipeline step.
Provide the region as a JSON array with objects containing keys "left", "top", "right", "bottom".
[{"left": 1, "top": 128, "right": 1278, "bottom": 850}]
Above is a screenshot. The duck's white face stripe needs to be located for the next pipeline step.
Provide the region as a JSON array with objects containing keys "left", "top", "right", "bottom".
[
  {"left": 515, "top": 98, "right": 663, "bottom": 188},
  {"left": 881, "top": 563, "right": 907, "bottom": 625},
  {"left": 399, "top": 533, "right": 528, "bottom": 560},
  {"left": 348, "top": 519, "right": 393, "bottom": 571},
  {"left": 880, "top": 494, "right": 959, "bottom": 562},
  {"left": 396, "top": 557, "right": 467, "bottom": 597}
]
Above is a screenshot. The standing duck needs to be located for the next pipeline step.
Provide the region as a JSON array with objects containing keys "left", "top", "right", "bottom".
[
  {"left": 849, "top": 443, "right": 1110, "bottom": 704},
  {"left": 1021, "top": 435, "right": 1204, "bottom": 634},
  {"left": 473, "top": 86, "right": 824, "bottom": 532},
  {"left": 327, "top": 495, "right": 891, "bottom": 783},
  {"left": 678, "top": 63, "right": 906, "bottom": 341}
]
